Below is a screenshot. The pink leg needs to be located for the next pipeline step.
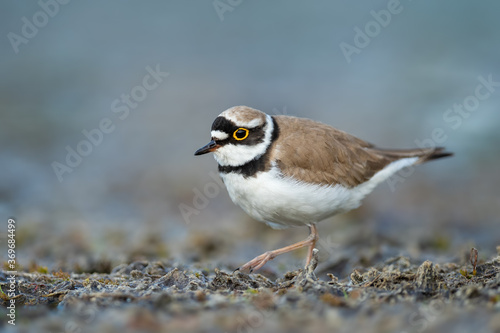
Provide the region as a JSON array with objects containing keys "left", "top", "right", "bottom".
[{"left": 238, "top": 224, "right": 319, "bottom": 272}]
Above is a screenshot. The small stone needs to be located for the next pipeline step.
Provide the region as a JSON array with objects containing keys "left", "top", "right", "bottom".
[
  {"left": 130, "top": 270, "right": 144, "bottom": 279},
  {"left": 157, "top": 268, "right": 190, "bottom": 290},
  {"left": 188, "top": 281, "right": 199, "bottom": 290},
  {"left": 144, "top": 262, "right": 167, "bottom": 276},
  {"left": 87, "top": 280, "right": 104, "bottom": 292},
  {"left": 416, "top": 260, "right": 439, "bottom": 292}
]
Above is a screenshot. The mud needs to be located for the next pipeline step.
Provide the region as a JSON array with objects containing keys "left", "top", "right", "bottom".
[{"left": 1, "top": 248, "right": 499, "bottom": 333}]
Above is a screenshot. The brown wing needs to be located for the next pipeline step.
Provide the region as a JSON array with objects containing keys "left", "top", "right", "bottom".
[{"left": 271, "top": 116, "right": 451, "bottom": 188}]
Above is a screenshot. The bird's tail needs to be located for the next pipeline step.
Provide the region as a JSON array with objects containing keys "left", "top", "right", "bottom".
[{"left": 369, "top": 147, "right": 454, "bottom": 164}]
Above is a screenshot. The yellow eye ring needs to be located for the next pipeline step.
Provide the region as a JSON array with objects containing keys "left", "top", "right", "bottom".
[{"left": 233, "top": 128, "right": 249, "bottom": 140}]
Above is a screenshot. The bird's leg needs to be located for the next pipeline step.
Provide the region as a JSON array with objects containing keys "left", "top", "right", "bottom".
[
  {"left": 305, "top": 224, "right": 318, "bottom": 266},
  {"left": 237, "top": 223, "right": 319, "bottom": 273}
]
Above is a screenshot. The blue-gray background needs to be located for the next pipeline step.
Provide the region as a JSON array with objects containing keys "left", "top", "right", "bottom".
[{"left": 1, "top": 0, "right": 499, "bottom": 271}]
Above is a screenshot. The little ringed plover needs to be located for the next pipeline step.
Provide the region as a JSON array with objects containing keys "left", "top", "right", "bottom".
[{"left": 194, "top": 106, "right": 453, "bottom": 272}]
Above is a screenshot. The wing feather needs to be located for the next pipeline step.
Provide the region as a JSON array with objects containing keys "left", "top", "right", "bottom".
[{"left": 271, "top": 116, "right": 450, "bottom": 188}]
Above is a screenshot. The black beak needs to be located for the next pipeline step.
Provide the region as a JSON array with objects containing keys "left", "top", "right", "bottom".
[{"left": 194, "top": 140, "right": 219, "bottom": 156}]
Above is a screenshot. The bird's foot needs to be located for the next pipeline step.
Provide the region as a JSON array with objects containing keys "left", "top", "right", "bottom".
[{"left": 236, "top": 251, "right": 276, "bottom": 273}]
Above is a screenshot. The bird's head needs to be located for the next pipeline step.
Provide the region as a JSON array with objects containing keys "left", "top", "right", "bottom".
[{"left": 194, "top": 106, "right": 275, "bottom": 167}]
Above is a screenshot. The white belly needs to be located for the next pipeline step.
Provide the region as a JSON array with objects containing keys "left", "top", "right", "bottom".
[
  {"left": 220, "top": 167, "right": 363, "bottom": 229},
  {"left": 220, "top": 158, "right": 417, "bottom": 229}
]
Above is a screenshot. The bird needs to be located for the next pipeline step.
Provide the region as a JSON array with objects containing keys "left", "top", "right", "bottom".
[{"left": 194, "top": 106, "right": 453, "bottom": 272}]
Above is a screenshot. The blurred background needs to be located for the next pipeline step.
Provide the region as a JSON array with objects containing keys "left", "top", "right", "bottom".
[{"left": 0, "top": 0, "right": 499, "bottom": 276}]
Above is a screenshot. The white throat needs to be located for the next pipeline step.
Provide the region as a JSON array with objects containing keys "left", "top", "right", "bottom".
[{"left": 213, "top": 114, "right": 274, "bottom": 167}]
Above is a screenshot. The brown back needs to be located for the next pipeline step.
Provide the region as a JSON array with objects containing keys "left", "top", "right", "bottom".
[{"left": 271, "top": 115, "right": 449, "bottom": 188}]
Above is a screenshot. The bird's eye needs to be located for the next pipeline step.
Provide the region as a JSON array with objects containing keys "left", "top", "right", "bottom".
[{"left": 233, "top": 128, "right": 249, "bottom": 141}]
